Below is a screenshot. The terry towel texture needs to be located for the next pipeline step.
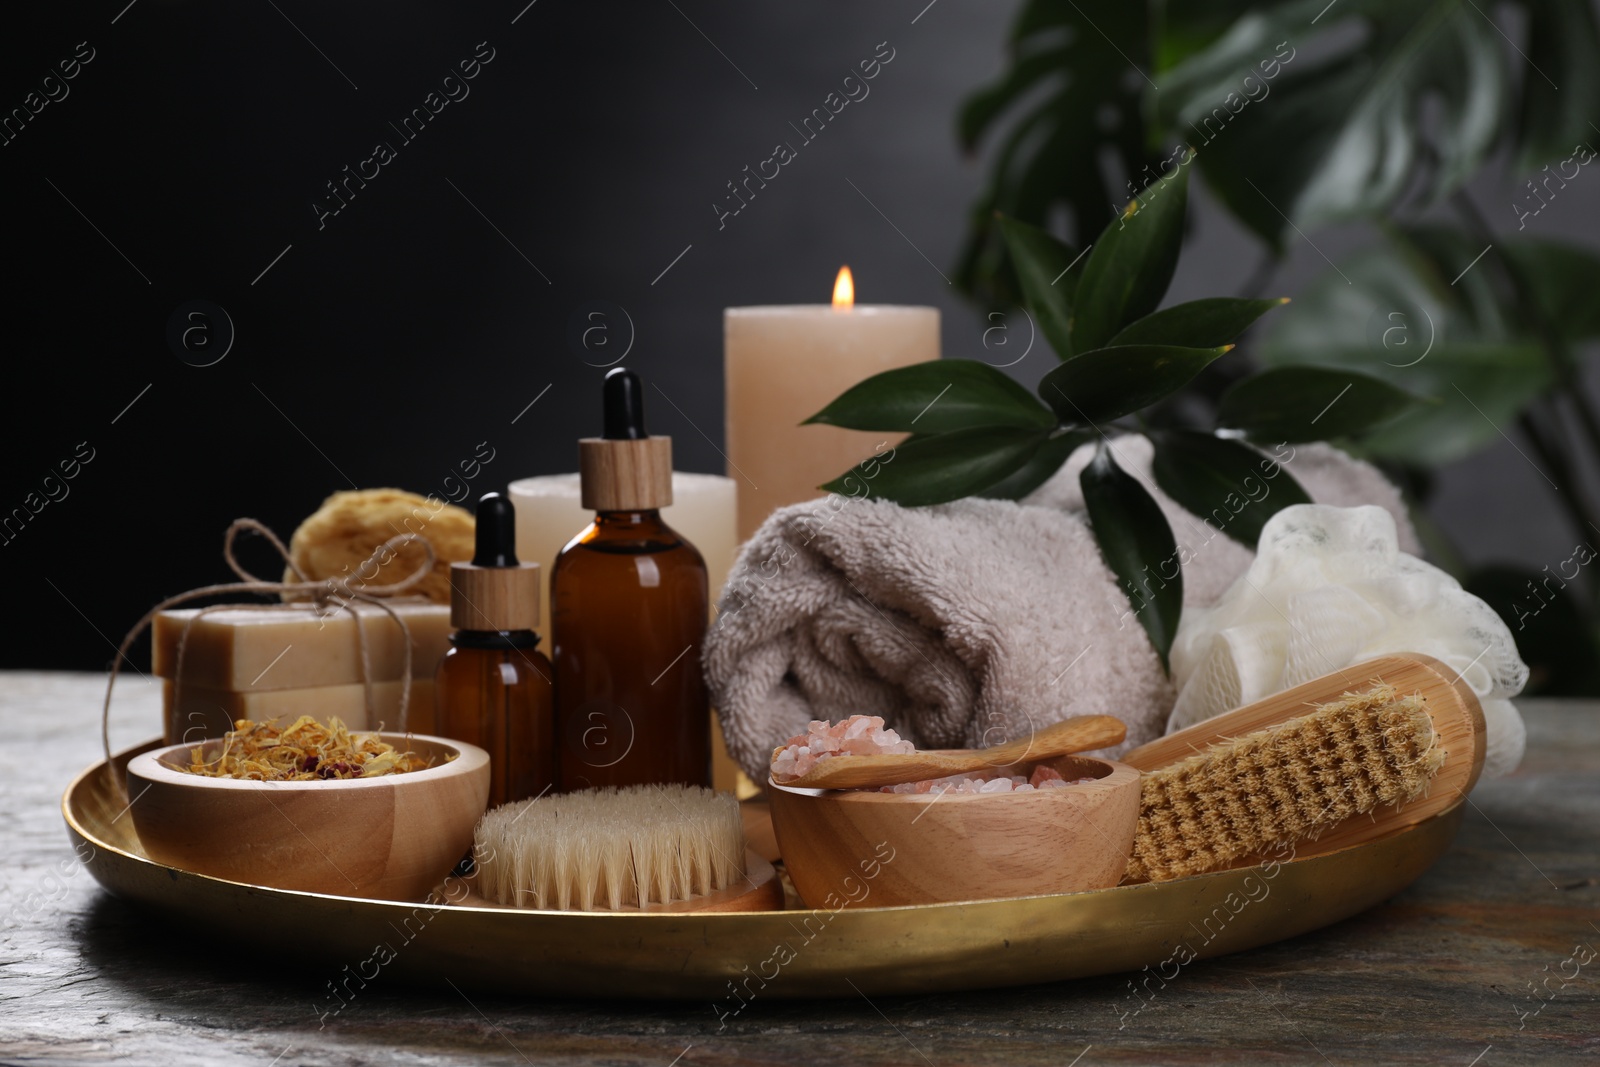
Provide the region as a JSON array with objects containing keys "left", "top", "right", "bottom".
[{"left": 705, "top": 436, "right": 1420, "bottom": 783}]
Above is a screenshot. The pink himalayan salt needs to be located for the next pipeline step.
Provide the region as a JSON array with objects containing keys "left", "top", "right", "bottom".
[
  {"left": 770, "top": 715, "right": 1097, "bottom": 794},
  {"left": 771, "top": 714, "right": 914, "bottom": 780},
  {"left": 882, "top": 764, "right": 1095, "bottom": 796}
]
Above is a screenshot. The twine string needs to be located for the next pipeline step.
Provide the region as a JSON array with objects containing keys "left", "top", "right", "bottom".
[{"left": 101, "top": 519, "right": 436, "bottom": 798}]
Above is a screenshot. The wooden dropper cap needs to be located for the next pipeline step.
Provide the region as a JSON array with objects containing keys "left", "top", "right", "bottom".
[
  {"left": 450, "top": 493, "right": 541, "bottom": 631},
  {"left": 579, "top": 367, "right": 673, "bottom": 511}
]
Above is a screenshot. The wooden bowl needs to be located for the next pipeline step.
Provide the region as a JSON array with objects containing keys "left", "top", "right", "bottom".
[
  {"left": 768, "top": 754, "right": 1141, "bottom": 907},
  {"left": 125, "top": 734, "right": 490, "bottom": 902}
]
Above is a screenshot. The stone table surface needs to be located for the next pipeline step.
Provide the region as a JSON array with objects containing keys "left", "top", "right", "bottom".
[{"left": 1, "top": 671, "right": 1596, "bottom": 1066}]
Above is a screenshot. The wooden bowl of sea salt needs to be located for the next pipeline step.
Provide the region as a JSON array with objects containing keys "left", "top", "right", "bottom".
[{"left": 767, "top": 719, "right": 1140, "bottom": 908}]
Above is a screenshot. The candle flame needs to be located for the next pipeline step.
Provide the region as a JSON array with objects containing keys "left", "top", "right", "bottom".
[{"left": 832, "top": 266, "right": 854, "bottom": 310}]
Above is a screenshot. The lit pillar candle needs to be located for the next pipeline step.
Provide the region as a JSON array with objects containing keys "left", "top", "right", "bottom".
[{"left": 724, "top": 267, "right": 939, "bottom": 540}]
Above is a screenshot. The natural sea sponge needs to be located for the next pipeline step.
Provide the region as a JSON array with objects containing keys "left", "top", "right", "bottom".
[{"left": 283, "top": 488, "right": 473, "bottom": 605}]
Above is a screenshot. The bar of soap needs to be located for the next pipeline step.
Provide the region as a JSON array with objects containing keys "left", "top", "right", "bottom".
[
  {"left": 162, "top": 679, "right": 437, "bottom": 745},
  {"left": 153, "top": 602, "right": 452, "bottom": 691}
]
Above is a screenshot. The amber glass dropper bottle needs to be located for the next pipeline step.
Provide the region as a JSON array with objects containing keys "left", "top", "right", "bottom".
[
  {"left": 553, "top": 367, "right": 711, "bottom": 789},
  {"left": 435, "top": 492, "right": 556, "bottom": 809}
]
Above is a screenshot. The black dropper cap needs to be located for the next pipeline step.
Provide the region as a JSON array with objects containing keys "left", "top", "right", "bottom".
[
  {"left": 579, "top": 367, "right": 671, "bottom": 510},
  {"left": 452, "top": 492, "right": 538, "bottom": 630},
  {"left": 471, "top": 492, "right": 520, "bottom": 567},
  {"left": 602, "top": 367, "right": 648, "bottom": 440}
]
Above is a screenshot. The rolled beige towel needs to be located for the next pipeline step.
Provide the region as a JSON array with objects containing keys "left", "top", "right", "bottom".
[{"left": 704, "top": 436, "right": 1419, "bottom": 783}]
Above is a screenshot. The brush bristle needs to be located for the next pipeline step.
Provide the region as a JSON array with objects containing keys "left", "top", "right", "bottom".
[
  {"left": 472, "top": 784, "right": 745, "bottom": 911},
  {"left": 1125, "top": 684, "right": 1444, "bottom": 883}
]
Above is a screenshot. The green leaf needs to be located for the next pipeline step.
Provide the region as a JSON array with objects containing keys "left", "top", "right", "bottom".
[
  {"left": 977, "top": 430, "right": 1093, "bottom": 500},
  {"left": 1501, "top": 238, "right": 1600, "bottom": 343},
  {"left": 1080, "top": 443, "right": 1182, "bottom": 670},
  {"left": 1216, "top": 366, "right": 1425, "bottom": 443},
  {"left": 1039, "top": 344, "right": 1230, "bottom": 425},
  {"left": 820, "top": 427, "right": 1051, "bottom": 507},
  {"left": 1514, "top": 0, "right": 1600, "bottom": 172},
  {"left": 951, "top": 102, "right": 1061, "bottom": 310},
  {"left": 1155, "top": 2, "right": 1267, "bottom": 73},
  {"left": 1387, "top": 225, "right": 1515, "bottom": 337},
  {"left": 1109, "top": 297, "right": 1287, "bottom": 348},
  {"left": 952, "top": 0, "right": 1158, "bottom": 305},
  {"left": 1154, "top": 1, "right": 1507, "bottom": 246},
  {"left": 1150, "top": 430, "right": 1311, "bottom": 548},
  {"left": 1071, "top": 162, "right": 1191, "bottom": 352},
  {"left": 804, "top": 360, "right": 1055, "bottom": 434},
  {"left": 1258, "top": 232, "right": 1552, "bottom": 464},
  {"left": 999, "top": 216, "right": 1082, "bottom": 358},
  {"left": 957, "top": 44, "right": 1071, "bottom": 153}
]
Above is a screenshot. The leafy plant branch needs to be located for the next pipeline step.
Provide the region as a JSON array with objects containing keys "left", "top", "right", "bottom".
[{"left": 807, "top": 167, "right": 1421, "bottom": 668}]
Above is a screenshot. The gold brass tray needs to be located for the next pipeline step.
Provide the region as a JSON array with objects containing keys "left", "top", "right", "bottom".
[{"left": 64, "top": 739, "right": 1464, "bottom": 1000}]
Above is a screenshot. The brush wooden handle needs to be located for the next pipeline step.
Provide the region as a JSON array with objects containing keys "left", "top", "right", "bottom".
[
  {"left": 775, "top": 714, "right": 1126, "bottom": 790},
  {"left": 1123, "top": 652, "right": 1486, "bottom": 862}
]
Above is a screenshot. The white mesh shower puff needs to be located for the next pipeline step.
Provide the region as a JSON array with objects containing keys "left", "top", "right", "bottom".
[{"left": 1167, "top": 504, "right": 1529, "bottom": 778}]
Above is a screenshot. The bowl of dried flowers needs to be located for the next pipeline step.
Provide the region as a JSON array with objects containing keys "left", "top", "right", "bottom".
[{"left": 125, "top": 716, "right": 488, "bottom": 901}]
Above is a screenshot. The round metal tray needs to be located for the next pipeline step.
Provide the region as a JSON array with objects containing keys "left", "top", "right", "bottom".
[{"left": 63, "top": 739, "right": 1463, "bottom": 1000}]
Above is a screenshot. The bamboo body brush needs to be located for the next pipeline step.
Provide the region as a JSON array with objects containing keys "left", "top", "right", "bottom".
[{"left": 1121, "top": 653, "right": 1486, "bottom": 883}]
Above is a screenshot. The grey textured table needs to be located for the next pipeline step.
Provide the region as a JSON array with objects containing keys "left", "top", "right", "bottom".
[{"left": 2, "top": 671, "right": 1596, "bottom": 1066}]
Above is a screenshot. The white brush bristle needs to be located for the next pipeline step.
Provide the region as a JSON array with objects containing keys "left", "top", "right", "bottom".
[{"left": 473, "top": 784, "right": 745, "bottom": 911}]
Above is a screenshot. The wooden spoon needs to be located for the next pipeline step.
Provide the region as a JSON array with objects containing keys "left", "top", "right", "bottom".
[{"left": 771, "top": 714, "right": 1127, "bottom": 790}]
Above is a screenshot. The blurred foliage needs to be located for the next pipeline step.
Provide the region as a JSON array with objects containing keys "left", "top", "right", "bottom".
[
  {"left": 951, "top": 0, "right": 1600, "bottom": 692},
  {"left": 958, "top": 0, "right": 1600, "bottom": 303}
]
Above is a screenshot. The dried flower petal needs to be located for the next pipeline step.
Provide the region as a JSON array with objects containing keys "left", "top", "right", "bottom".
[{"left": 184, "top": 716, "right": 433, "bottom": 781}]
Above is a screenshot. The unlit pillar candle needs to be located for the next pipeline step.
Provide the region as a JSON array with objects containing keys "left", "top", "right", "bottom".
[{"left": 508, "top": 472, "right": 738, "bottom": 631}]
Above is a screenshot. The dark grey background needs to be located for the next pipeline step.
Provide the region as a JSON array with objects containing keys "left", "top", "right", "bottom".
[{"left": 3, "top": 0, "right": 1596, "bottom": 670}]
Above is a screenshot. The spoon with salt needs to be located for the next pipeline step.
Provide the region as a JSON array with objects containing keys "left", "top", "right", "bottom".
[{"left": 770, "top": 714, "right": 1127, "bottom": 790}]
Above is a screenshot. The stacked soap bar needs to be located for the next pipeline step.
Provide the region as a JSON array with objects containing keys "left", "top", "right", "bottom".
[{"left": 153, "top": 602, "right": 451, "bottom": 743}]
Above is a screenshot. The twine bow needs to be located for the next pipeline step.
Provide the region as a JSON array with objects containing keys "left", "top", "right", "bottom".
[{"left": 101, "top": 519, "right": 437, "bottom": 794}]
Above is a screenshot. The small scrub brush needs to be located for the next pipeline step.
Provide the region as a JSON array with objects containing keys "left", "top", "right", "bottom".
[
  {"left": 473, "top": 784, "right": 778, "bottom": 912},
  {"left": 1125, "top": 684, "right": 1444, "bottom": 883}
]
